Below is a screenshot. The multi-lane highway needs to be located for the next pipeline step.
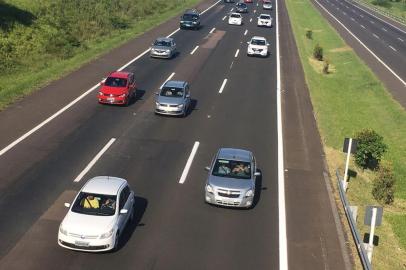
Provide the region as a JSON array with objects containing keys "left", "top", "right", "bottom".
[
  {"left": 0, "top": 0, "right": 350, "bottom": 269},
  {"left": 313, "top": 0, "right": 406, "bottom": 107}
]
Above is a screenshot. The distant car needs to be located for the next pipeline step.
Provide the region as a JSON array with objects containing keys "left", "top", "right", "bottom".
[
  {"left": 98, "top": 71, "right": 136, "bottom": 106},
  {"left": 224, "top": 0, "right": 235, "bottom": 2},
  {"left": 228, "top": 13, "right": 243, "bottom": 25},
  {"left": 262, "top": 0, "right": 273, "bottom": 10},
  {"left": 257, "top": 14, "right": 272, "bottom": 27},
  {"left": 244, "top": 0, "right": 253, "bottom": 3},
  {"left": 150, "top": 37, "right": 177, "bottom": 59},
  {"left": 205, "top": 148, "right": 260, "bottom": 208},
  {"left": 180, "top": 9, "right": 201, "bottom": 30},
  {"left": 155, "top": 80, "right": 191, "bottom": 117},
  {"left": 247, "top": 36, "right": 269, "bottom": 57},
  {"left": 235, "top": 2, "right": 248, "bottom": 13},
  {"left": 58, "top": 176, "right": 135, "bottom": 252}
]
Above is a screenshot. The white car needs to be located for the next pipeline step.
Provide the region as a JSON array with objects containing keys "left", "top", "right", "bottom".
[
  {"left": 247, "top": 36, "right": 269, "bottom": 57},
  {"left": 58, "top": 176, "right": 135, "bottom": 252},
  {"left": 257, "top": 14, "right": 272, "bottom": 27},
  {"left": 228, "top": 13, "right": 243, "bottom": 25},
  {"left": 263, "top": 1, "right": 273, "bottom": 10}
]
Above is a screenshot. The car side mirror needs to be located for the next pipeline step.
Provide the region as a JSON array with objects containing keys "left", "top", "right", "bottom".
[
  {"left": 205, "top": 166, "right": 211, "bottom": 171},
  {"left": 155, "top": 92, "right": 159, "bottom": 95},
  {"left": 267, "top": 43, "right": 270, "bottom": 46},
  {"left": 64, "top": 203, "right": 70, "bottom": 208},
  {"left": 247, "top": 42, "right": 250, "bottom": 44},
  {"left": 254, "top": 171, "right": 261, "bottom": 176},
  {"left": 186, "top": 94, "right": 190, "bottom": 98},
  {"left": 120, "top": 209, "right": 128, "bottom": 214}
]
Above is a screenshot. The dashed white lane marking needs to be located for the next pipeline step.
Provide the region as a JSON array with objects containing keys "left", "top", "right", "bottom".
[
  {"left": 73, "top": 138, "right": 116, "bottom": 182},
  {"left": 190, "top": 45, "right": 199, "bottom": 55},
  {"left": 218, "top": 79, "right": 228, "bottom": 94},
  {"left": 222, "top": 15, "right": 227, "bottom": 21},
  {"left": 352, "top": 9, "right": 356, "bottom": 12},
  {"left": 235, "top": 49, "right": 240, "bottom": 58},
  {"left": 160, "top": 72, "right": 175, "bottom": 89},
  {"left": 254, "top": 9, "right": 257, "bottom": 13},
  {"left": 360, "top": 14, "right": 364, "bottom": 18},
  {"left": 250, "top": 18, "right": 253, "bottom": 22},
  {"left": 361, "top": 24, "right": 365, "bottom": 29},
  {"left": 244, "top": 29, "right": 248, "bottom": 35},
  {"left": 230, "top": 8, "right": 234, "bottom": 12},
  {"left": 398, "top": 37, "right": 404, "bottom": 42},
  {"left": 373, "top": 33, "right": 379, "bottom": 39},
  {"left": 345, "top": 5, "right": 349, "bottom": 8},
  {"left": 370, "top": 20, "right": 375, "bottom": 24},
  {"left": 343, "top": 12, "right": 347, "bottom": 15},
  {"left": 178, "top": 141, "right": 200, "bottom": 184},
  {"left": 382, "top": 28, "right": 387, "bottom": 32},
  {"left": 209, "top": 27, "right": 216, "bottom": 34},
  {"left": 350, "top": 17, "right": 355, "bottom": 21},
  {"left": 389, "top": 45, "right": 397, "bottom": 51}
]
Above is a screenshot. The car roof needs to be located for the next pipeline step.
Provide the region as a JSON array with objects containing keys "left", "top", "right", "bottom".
[
  {"left": 109, "top": 71, "right": 130, "bottom": 79},
  {"left": 252, "top": 36, "right": 266, "bottom": 41},
  {"left": 163, "top": 80, "right": 187, "bottom": 88},
  {"left": 217, "top": 148, "right": 252, "bottom": 162},
  {"left": 155, "top": 37, "right": 173, "bottom": 42},
  {"left": 82, "top": 176, "right": 127, "bottom": 195}
]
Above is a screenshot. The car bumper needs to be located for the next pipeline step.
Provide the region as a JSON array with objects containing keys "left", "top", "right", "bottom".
[
  {"left": 228, "top": 20, "right": 242, "bottom": 25},
  {"left": 150, "top": 51, "right": 171, "bottom": 58},
  {"left": 180, "top": 23, "right": 198, "bottom": 28},
  {"left": 58, "top": 232, "right": 115, "bottom": 252},
  {"left": 155, "top": 106, "right": 184, "bottom": 116},
  {"left": 236, "top": 9, "right": 248, "bottom": 13},
  {"left": 257, "top": 22, "right": 272, "bottom": 27},
  {"left": 263, "top": 6, "right": 272, "bottom": 9},
  {"left": 205, "top": 191, "right": 253, "bottom": 208},
  {"left": 247, "top": 50, "right": 268, "bottom": 57},
  {"left": 98, "top": 95, "right": 127, "bottom": 105}
]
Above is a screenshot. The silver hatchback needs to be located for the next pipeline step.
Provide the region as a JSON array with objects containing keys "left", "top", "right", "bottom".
[
  {"left": 150, "top": 37, "right": 177, "bottom": 59},
  {"left": 155, "top": 80, "right": 191, "bottom": 116},
  {"left": 205, "top": 148, "right": 260, "bottom": 208}
]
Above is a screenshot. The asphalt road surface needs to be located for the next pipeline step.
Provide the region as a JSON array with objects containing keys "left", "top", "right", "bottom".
[
  {"left": 0, "top": 0, "right": 349, "bottom": 269},
  {"left": 313, "top": 0, "right": 406, "bottom": 107}
]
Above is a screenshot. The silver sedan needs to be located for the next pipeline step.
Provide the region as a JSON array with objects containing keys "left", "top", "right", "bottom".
[{"left": 150, "top": 37, "right": 177, "bottom": 59}]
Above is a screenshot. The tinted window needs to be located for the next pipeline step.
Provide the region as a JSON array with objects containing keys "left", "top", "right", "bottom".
[
  {"left": 71, "top": 192, "right": 117, "bottom": 216},
  {"left": 160, "top": 87, "right": 184, "bottom": 97},
  {"left": 259, "top": 15, "right": 271, "bottom": 19},
  {"left": 154, "top": 40, "right": 172, "bottom": 47},
  {"left": 212, "top": 159, "right": 251, "bottom": 179},
  {"left": 119, "top": 186, "right": 130, "bottom": 210},
  {"left": 230, "top": 14, "right": 241, "bottom": 18},
  {"left": 182, "top": 14, "right": 198, "bottom": 20},
  {"left": 251, "top": 39, "right": 266, "bottom": 45},
  {"left": 105, "top": 77, "right": 127, "bottom": 87}
]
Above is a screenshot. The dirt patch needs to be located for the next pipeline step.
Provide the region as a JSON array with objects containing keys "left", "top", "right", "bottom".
[
  {"left": 330, "top": 46, "right": 352, "bottom": 53},
  {"left": 308, "top": 57, "right": 336, "bottom": 74}
]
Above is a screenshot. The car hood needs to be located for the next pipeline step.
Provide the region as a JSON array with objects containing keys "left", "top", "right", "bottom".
[
  {"left": 62, "top": 211, "right": 115, "bottom": 235},
  {"left": 151, "top": 45, "right": 171, "bottom": 51},
  {"left": 100, "top": 85, "right": 127, "bottom": 95},
  {"left": 156, "top": 96, "right": 184, "bottom": 105},
  {"left": 208, "top": 175, "right": 254, "bottom": 190}
]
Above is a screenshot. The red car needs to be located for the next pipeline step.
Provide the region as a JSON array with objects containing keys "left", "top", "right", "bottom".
[
  {"left": 98, "top": 71, "right": 137, "bottom": 106},
  {"left": 244, "top": 0, "right": 253, "bottom": 3}
]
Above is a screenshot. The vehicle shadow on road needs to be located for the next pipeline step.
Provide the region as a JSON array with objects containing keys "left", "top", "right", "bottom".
[
  {"left": 134, "top": 89, "right": 146, "bottom": 102},
  {"left": 252, "top": 169, "right": 264, "bottom": 208},
  {"left": 116, "top": 196, "right": 148, "bottom": 250}
]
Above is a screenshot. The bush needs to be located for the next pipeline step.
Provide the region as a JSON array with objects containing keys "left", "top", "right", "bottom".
[
  {"left": 372, "top": 0, "right": 392, "bottom": 7},
  {"left": 323, "top": 59, "right": 329, "bottom": 74},
  {"left": 313, "top": 43, "right": 323, "bottom": 61},
  {"left": 354, "top": 129, "right": 387, "bottom": 170},
  {"left": 372, "top": 163, "right": 395, "bottom": 204},
  {"left": 306, "top": 29, "right": 312, "bottom": 39}
]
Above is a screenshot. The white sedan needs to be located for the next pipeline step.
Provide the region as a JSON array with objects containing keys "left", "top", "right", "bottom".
[
  {"left": 247, "top": 36, "right": 270, "bottom": 57},
  {"left": 257, "top": 14, "right": 272, "bottom": 27},
  {"left": 228, "top": 12, "right": 243, "bottom": 25},
  {"left": 58, "top": 176, "right": 135, "bottom": 252}
]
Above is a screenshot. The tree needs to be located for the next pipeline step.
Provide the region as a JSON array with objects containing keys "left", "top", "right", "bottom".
[{"left": 354, "top": 129, "right": 387, "bottom": 170}]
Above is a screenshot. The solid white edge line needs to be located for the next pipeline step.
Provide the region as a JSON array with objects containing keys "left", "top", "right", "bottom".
[
  {"left": 235, "top": 49, "right": 240, "bottom": 58},
  {"left": 73, "top": 138, "right": 116, "bottom": 182},
  {"left": 0, "top": 0, "right": 223, "bottom": 158},
  {"left": 191, "top": 45, "right": 199, "bottom": 55},
  {"left": 209, "top": 27, "right": 216, "bottom": 34},
  {"left": 314, "top": 0, "right": 406, "bottom": 86},
  {"left": 218, "top": 79, "right": 228, "bottom": 94},
  {"left": 178, "top": 141, "right": 200, "bottom": 184},
  {"left": 160, "top": 72, "right": 176, "bottom": 89},
  {"left": 276, "top": 0, "right": 288, "bottom": 268}
]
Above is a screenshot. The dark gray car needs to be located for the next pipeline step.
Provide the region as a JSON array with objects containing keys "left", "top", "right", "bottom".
[
  {"left": 205, "top": 148, "right": 260, "bottom": 208},
  {"left": 155, "top": 80, "right": 191, "bottom": 117},
  {"left": 150, "top": 37, "right": 176, "bottom": 59},
  {"left": 236, "top": 2, "right": 248, "bottom": 13}
]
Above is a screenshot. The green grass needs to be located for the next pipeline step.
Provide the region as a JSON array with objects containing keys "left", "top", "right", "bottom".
[
  {"left": 0, "top": 0, "right": 200, "bottom": 109},
  {"left": 285, "top": 0, "right": 406, "bottom": 269},
  {"left": 360, "top": 0, "right": 406, "bottom": 21}
]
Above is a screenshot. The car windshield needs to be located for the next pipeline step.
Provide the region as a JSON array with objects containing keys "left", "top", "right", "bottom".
[
  {"left": 251, "top": 39, "right": 266, "bottom": 45},
  {"left": 182, "top": 14, "right": 198, "bottom": 20},
  {"left": 260, "top": 15, "right": 271, "bottom": 19},
  {"left": 104, "top": 77, "right": 127, "bottom": 87},
  {"left": 71, "top": 192, "right": 117, "bottom": 216},
  {"left": 160, "top": 87, "right": 184, "bottom": 97},
  {"left": 230, "top": 14, "right": 241, "bottom": 18},
  {"left": 212, "top": 159, "right": 251, "bottom": 179},
  {"left": 154, "top": 40, "right": 171, "bottom": 47}
]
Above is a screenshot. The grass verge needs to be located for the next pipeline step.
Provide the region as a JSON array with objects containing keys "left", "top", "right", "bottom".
[
  {"left": 0, "top": 0, "right": 200, "bottom": 110},
  {"left": 285, "top": 0, "right": 406, "bottom": 269},
  {"left": 356, "top": 0, "right": 406, "bottom": 23}
]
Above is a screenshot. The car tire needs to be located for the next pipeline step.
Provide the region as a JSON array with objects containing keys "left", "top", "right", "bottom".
[{"left": 113, "top": 232, "right": 120, "bottom": 251}]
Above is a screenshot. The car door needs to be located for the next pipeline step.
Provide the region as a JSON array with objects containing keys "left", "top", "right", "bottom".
[
  {"left": 185, "top": 84, "right": 191, "bottom": 108},
  {"left": 117, "top": 186, "right": 131, "bottom": 231}
]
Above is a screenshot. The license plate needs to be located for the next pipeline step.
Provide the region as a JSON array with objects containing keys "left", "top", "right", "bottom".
[
  {"left": 75, "top": 241, "right": 89, "bottom": 247},
  {"left": 107, "top": 97, "right": 115, "bottom": 102}
]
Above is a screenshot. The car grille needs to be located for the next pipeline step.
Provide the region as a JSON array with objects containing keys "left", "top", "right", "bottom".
[
  {"left": 68, "top": 233, "right": 99, "bottom": 239},
  {"left": 217, "top": 189, "right": 240, "bottom": 198},
  {"left": 59, "top": 240, "right": 109, "bottom": 250},
  {"left": 216, "top": 200, "right": 240, "bottom": 206},
  {"left": 159, "top": 103, "right": 178, "bottom": 107},
  {"left": 102, "top": 93, "right": 120, "bottom": 97}
]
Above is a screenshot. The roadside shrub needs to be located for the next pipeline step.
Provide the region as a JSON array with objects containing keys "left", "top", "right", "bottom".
[
  {"left": 354, "top": 129, "right": 387, "bottom": 170},
  {"left": 306, "top": 29, "right": 313, "bottom": 39},
  {"left": 372, "top": 0, "right": 392, "bottom": 8},
  {"left": 323, "top": 59, "right": 329, "bottom": 74},
  {"left": 313, "top": 43, "right": 323, "bottom": 61},
  {"left": 372, "top": 163, "right": 395, "bottom": 204}
]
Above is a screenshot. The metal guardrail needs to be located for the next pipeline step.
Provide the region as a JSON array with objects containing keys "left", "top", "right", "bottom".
[
  {"left": 351, "top": 0, "right": 406, "bottom": 26},
  {"left": 336, "top": 169, "right": 373, "bottom": 270}
]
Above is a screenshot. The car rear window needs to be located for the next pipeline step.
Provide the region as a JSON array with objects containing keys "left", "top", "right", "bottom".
[
  {"left": 160, "top": 87, "right": 184, "bottom": 97},
  {"left": 104, "top": 77, "right": 127, "bottom": 87},
  {"left": 260, "top": 15, "right": 271, "bottom": 19},
  {"left": 71, "top": 192, "right": 117, "bottom": 216},
  {"left": 212, "top": 159, "right": 251, "bottom": 179}
]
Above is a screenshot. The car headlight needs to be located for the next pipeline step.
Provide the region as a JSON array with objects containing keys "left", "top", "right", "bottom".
[
  {"left": 177, "top": 104, "right": 184, "bottom": 108},
  {"left": 155, "top": 102, "right": 160, "bottom": 106},
  {"left": 206, "top": 184, "right": 214, "bottom": 193},
  {"left": 245, "top": 189, "right": 254, "bottom": 197},
  {"left": 99, "top": 91, "right": 104, "bottom": 96},
  {"left": 59, "top": 225, "right": 68, "bottom": 236},
  {"left": 165, "top": 49, "right": 171, "bottom": 53},
  {"left": 100, "top": 228, "right": 114, "bottom": 239},
  {"left": 193, "top": 21, "right": 197, "bottom": 24},
  {"left": 119, "top": 93, "right": 126, "bottom": 98}
]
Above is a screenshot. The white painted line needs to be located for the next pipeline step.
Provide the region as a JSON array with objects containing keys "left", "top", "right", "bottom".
[
  {"left": 230, "top": 8, "right": 234, "bottom": 12},
  {"left": 350, "top": 17, "right": 355, "bottom": 21},
  {"left": 250, "top": 18, "right": 253, "bottom": 22},
  {"left": 73, "top": 138, "right": 116, "bottom": 182},
  {"left": 314, "top": 0, "right": 406, "bottom": 86},
  {"left": 190, "top": 45, "right": 199, "bottom": 55},
  {"left": 0, "top": 0, "right": 224, "bottom": 158},
  {"left": 382, "top": 28, "right": 387, "bottom": 32},
  {"left": 373, "top": 33, "right": 379, "bottom": 39},
  {"left": 254, "top": 9, "right": 257, "bottom": 13},
  {"left": 276, "top": 0, "right": 288, "bottom": 268},
  {"left": 352, "top": 9, "right": 356, "bottom": 13},
  {"left": 343, "top": 12, "right": 347, "bottom": 15},
  {"left": 209, "top": 27, "right": 216, "bottom": 34},
  {"left": 218, "top": 79, "right": 228, "bottom": 94},
  {"left": 360, "top": 14, "right": 364, "bottom": 18},
  {"left": 222, "top": 15, "right": 227, "bottom": 21},
  {"left": 398, "top": 37, "right": 404, "bottom": 42},
  {"left": 389, "top": 45, "right": 397, "bottom": 51},
  {"left": 345, "top": 5, "right": 349, "bottom": 8},
  {"left": 361, "top": 24, "right": 366, "bottom": 29},
  {"left": 257, "top": 3, "right": 259, "bottom": 6},
  {"left": 160, "top": 72, "right": 176, "bottom": 89},
  {"left": 244, "top": 29, "right": 248, "bottom": 35},
  {"left": 370, "top": 20, "right": 375, "bottom": 24},
  {"left": 178, "top": 141, "right": 200, "bottom": 184},
  {"left": 234, "top": 49, "right": 240, "bottom": 58}
]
